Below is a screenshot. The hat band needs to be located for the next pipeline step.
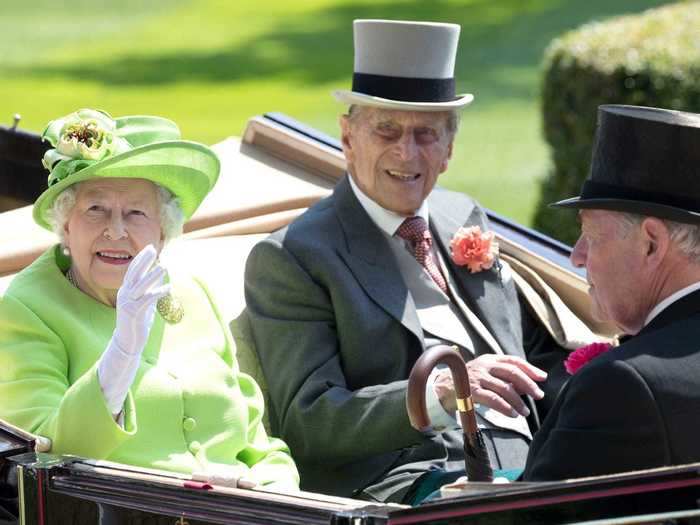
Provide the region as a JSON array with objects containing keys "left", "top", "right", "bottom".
[
  {"left": 582, "top": 180, "right": 700, "bottom": 213},
  {"left": 352, "top": 73, "right": 456, "bottom": 103}
]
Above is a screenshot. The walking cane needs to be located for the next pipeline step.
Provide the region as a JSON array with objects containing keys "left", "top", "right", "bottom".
[{"left": 406, "top": 345, "right": 493, "bottom": 482}]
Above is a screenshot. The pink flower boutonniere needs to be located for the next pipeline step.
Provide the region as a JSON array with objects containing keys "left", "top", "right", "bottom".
[
  {"left": 564, "top": 342, "right": 613, "bottom": 375},
  {"left": 450, "top": 226, "right": 499, "bottom": 273}
]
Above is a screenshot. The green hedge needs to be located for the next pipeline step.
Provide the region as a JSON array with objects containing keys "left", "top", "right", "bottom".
[{"left": 534, "top": 1, "right": 700, "bottom": 245}]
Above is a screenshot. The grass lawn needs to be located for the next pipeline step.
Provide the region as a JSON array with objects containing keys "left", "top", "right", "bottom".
[{"left": 1, "top": 0, "right": 671, "bottom": 226}]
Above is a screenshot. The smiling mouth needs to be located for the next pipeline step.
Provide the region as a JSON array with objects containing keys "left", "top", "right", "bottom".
[
  {"left": 386, "top": 169, "right": 421, "bottom": 181},
  {"left": 96, "top": 251, "right": 133, "bottom": 264}
]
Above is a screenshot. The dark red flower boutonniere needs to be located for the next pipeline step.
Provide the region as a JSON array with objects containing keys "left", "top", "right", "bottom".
[
  {"left": 565, "top": 342, "right": 613, "bottom": 375},
  {"left": 450, "top": 226, "right": 499, "bottom": 273}
]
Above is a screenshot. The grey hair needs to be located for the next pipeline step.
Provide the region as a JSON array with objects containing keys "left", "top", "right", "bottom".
[
  {"left": 47, "top": 181, "right": 185, "bottom": 246},
  {"left": 346, "top": 104, "right": 460, "bottom": 136},
  {"left": 157, "top": 186, "right": 185, "bottom": 243},
  {"left": 616, "top": 211, "right": 700, "bottom": 262},
  {"left": 48, "top": 185, "right": 79, "bottom": 243}
]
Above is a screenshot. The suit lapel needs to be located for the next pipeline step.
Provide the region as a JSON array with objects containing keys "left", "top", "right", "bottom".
[
  {"left": 333, "top": 177, "right": 424, "bottom": 344},
  {"left": 429, "top": 190, "right": 522, "bottom": 357},
  {"left": 444, "top": 268, "right": 505, "bottom": 355}
]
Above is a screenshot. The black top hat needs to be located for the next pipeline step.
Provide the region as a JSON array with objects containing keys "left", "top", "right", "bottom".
[{"left": 552, "top": 105, "right": 700, "bottom": 224}]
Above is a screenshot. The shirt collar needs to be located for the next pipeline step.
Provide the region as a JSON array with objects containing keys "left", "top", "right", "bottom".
[
  {"left": 348, "top": 175, "right": 430, "bottom": 236},
  {"left": 644, "top": 280, "right": 700, "bottom": 327}
]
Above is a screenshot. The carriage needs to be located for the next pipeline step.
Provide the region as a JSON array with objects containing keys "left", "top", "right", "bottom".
[{"left": 1, "top": 113, "right": 699, "bottom": 524}]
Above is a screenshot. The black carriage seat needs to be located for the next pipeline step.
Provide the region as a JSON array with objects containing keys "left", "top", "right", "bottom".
[{"left": 0, "top": 115, "right": 49, "bottom": 212}]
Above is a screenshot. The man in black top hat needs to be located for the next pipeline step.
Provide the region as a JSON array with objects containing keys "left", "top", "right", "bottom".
[
  {"left": 522, "top": 105, "right": 700, "bottom": 480},
  {"left": 245, "top": 19, "right": 570, "bottom": 503}
]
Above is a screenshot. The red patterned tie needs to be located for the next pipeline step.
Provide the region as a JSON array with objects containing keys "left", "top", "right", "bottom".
[{"left": 396, "top": 216, "right": 448, "bottom": 294}]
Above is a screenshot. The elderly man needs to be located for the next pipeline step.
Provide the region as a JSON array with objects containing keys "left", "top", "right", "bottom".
[
  {"left": 245, "top": 19, "right": 568, "bottom": 503},
  {"left": 522, "top": 105, "right": 700, "bottom": 480}
]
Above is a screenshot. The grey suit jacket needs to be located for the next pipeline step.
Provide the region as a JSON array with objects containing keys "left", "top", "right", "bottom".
[{"left": 244, "top": 176, "right": 566, "bottom": 501}]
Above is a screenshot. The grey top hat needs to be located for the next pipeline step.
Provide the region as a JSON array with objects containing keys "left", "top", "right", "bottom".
[
  {"left": 333, "top": 19, "right": 474, "bottom": 112},
  {"left": 552, "top": 105, "right": 700, "bottom": 224}
]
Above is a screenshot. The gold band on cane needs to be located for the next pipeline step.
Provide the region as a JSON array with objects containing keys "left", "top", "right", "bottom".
[{"left": 456, "top": 396, "right": 473, "bottom": 413}]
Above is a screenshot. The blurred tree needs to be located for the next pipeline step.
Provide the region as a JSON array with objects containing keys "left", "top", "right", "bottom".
[{"left": 535, "top": 1, "right": 700, "bottom": 244}]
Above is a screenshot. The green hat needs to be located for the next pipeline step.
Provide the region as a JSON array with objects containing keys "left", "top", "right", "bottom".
[{"left": 33, "top": 108, "right": 220, "bottom": 230}]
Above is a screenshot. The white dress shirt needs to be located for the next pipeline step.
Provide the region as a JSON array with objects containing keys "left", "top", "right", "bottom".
[
  {"left": 644, "top": 281, "right": 700, "bottom": 327},
  {"left": 348, "top": 176, "right": 430, "bottom": 236}
]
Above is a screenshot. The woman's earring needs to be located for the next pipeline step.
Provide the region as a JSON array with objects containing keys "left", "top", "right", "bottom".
[{"left": 62, "top": 245, "right": 71, "bottom": 257}]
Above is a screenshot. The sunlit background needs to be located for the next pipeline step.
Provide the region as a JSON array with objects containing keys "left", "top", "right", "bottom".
[{"left": 1, "top": 0, "right": 672, "bottom": 226}]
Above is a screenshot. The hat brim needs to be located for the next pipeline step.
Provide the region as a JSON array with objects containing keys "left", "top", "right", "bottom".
[
  {"left": 33, "top": 141, "right": 220, "bottom": 231},
  {"left": 332, "top": 89, "right": 474, "bottom": 111},
  {"left": 551, "top": 196, "right": 700, "bottom": 225}
]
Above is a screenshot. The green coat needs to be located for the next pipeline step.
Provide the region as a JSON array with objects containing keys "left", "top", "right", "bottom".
[{"left": 0, "top": 246, "right": 298, "bottom": 490}]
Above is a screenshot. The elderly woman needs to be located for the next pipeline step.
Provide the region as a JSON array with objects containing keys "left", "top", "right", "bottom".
[{"left": 0, "top": 109, "right": 298, "bottom": 491}]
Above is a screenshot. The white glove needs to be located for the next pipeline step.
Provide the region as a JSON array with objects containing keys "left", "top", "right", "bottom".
[{"left": 97, "top": 245, "right": 170, "bottom": 416}]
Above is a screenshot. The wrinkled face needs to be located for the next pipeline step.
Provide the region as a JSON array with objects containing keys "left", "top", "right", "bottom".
[
  {"left": 63, "top": 178, "right": 163, "bottom": 306},
  {"left": 571, "top": 209, "right": 647, "bottom": 333},
  {"left": 340, "top": 107, "right": 454, "bottom": 216}
]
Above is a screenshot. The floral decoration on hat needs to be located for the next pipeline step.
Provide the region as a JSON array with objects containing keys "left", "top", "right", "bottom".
[
  {"left": 564, "top": 342, "right": 613, "bottom": 375},
  {"left": 32, "top": 108, "right": 220, "bottom": 232},
  {"left": 41, "top": 109, "right": 131, "bottom": 187},
  {"left": 450, "top": 225, "right": 499, "bottom": 273}
]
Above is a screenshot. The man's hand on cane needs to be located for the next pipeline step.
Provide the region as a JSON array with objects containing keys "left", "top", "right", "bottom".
[{"left": 434, "top": 354, "right": 547, "bottom": 418}]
